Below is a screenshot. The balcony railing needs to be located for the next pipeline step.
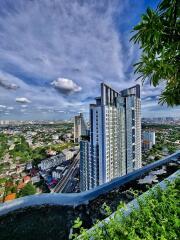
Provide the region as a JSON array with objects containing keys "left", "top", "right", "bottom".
[
  {"left": 0, "top": 150, "right": 179, "bottom": 215},
  {"left": 0, "top": 151, "right": 179, "bottom": 240}
]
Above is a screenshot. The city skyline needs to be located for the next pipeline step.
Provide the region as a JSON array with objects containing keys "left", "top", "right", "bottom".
[{"left": 0, "top": 0, "right": 180, "bottom": 121}]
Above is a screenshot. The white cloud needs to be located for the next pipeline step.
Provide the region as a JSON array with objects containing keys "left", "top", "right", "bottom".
[
  {"left": 0, "top": 0, "right": 127, "bottom": 119},
  {"left": 0, "top": 0, "right": 179, "bottom": 119},
  {"left": 51, "top": 78, "right": 82, "bottom": 94},
  {"left": 16, "top": 97, "right": 31, "bottom": 104},
  {"left": 0, "top": 105, "right": 6, "bottom": 108},
  {"left": 143, "top": 97, "right": 152, "bottom": 101},
  {"left": 0, "top": 1, "right": 127, "bottom": 94},
  {"left": 6, "top": 106, "right": 14, "bottom": 110}
]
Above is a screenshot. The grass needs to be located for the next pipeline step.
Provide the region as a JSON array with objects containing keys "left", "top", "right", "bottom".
[{"left": 72, "top": 176, "right": 180, "bottom": 240}]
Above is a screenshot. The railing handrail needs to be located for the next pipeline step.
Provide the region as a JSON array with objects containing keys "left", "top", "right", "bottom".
[{"left": 0, "top": 150, "right": 179, "bottom": 216}]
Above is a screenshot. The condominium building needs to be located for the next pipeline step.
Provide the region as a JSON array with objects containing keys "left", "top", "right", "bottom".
[
  {"left": 74, "top": 113, "right": 87, "bottom": 143},
  {"left": 80, "top": 137, "right": 90, "bottom": 191},
  {"left": 142, "top": 131, "right": 156, "bottom": 151},
  {"left": 80, "top": 83, "right": 141, "bottom": 191}
]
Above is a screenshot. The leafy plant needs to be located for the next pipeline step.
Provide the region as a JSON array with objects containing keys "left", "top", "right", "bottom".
[
  {"left": 18, "top": 182, "right": 36, "bottom": 197},
  {"left": 72, "top": 176, "right": 180, "bottom": 239},
  {"left": 131, "top": 0, "right": 180, "bottom": 106},
  {"left": 102, "top": 203, "right": 112, "bottom": 216}
]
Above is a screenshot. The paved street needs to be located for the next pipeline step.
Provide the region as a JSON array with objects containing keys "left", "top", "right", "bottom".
[{"left": 53, "top": 152, "right": 80, "bottom": 193}]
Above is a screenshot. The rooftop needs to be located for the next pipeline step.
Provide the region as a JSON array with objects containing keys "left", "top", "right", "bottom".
[{"left": 4, "top": 193, "right": 16, "bottom": 202}]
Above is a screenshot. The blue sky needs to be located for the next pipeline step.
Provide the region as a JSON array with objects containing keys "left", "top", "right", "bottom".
[{"left": 0, "top": 0, "right": 179, "bottom": 120}]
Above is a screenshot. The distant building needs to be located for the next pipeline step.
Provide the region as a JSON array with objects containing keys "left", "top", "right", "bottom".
[
  {"left": 80, "top": 137, "right": 90, "bottom": 191},
  {"left": 46, "top": 149, "right": 57, "bottom": 156},
  {"left": 52, "top": 135, "right": 59, "bottom": 140},
  {"left": 16, "top": 165, "right": 25, "bottom": 174},
  {"left": 40, "top": 153, "right": 66, "bottom": 170},
  {"left": 26, "top": 162, "right": 33, "bottom": 170},
  {"left": 80, "top": 83, "right": 141, "bottom": 191},
  {"left": 62, "top": 148, "right": 78, "bottom": 160},
  {"left": 31, "top": 176, "right": 40, "bottom": 183},
  {"left": 142, "top": 131, "right": 156, "bottom": 151},
  {"left": 74, "top": 113, "right": 87, "bottom": 142},
  {"left": 23, "top": 176, "right": 31, "bottom": 184},
  {"left": 52, "top": 170, "right": 62, "bottom": 179}
]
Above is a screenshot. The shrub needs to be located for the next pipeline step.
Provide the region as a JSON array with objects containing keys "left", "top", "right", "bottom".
[
  {"left": 72, "top": 176, "right": 180, "bottom": 240},
  {"left": 18, "top": 182, "right": 36, "bottom": 197}
]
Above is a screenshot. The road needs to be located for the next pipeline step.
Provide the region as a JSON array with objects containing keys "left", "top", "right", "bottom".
[
  {"left": 62, "top": 166, "right": 80, "bottom": 193},
  {"left": 53, "top": 152, "right": 80, "bottom": 193}
]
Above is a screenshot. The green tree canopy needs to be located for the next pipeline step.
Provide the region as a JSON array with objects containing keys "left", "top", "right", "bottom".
[
  {"left": 19, "top": 182, "right": 36, "bottom": 197},
  {"left": 131, "top": 0, "right": 180, "bottom": 106}
]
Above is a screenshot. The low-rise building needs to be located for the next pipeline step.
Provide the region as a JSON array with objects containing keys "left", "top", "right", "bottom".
[
  {"left": 40, "top": 153, "right": 66, "bottom": 170},
  {"left": 52, "top": 170, "right": 62, "bottom": 179},
  {"left": 56, "top": 166, "right": 66, "bottom": 171},
  {"left": 21, "top": 172, "right": 26, "bottom": 177},
  {"left": 11, "top": 173, "right": 19, "bottom": 180},
  {"left": 46, "top": 149, "right": 57, "bottom": 156},
  {"left": 23, "top": 176, "right": 31, "bottom": 184},
  {"left": 52, "top": 135, "right": 59, "bottom": 140},
  {"left": 62, "top": 149, "right": 77, "bottom": 161},
  {"left": 26, "top": 162, "right": 33, "bottom": 170},
  {"left": 10, "top": 164, "right": 16, "bottom": 170},
  {"left": 16, "top": 165, "right": 25, "bottom": 174},
  {"left": 9, "top": 170, "right": 16, "bottom": 176},
  {"left": 31, "top": 176, "right": 40, "bottom": 183}
]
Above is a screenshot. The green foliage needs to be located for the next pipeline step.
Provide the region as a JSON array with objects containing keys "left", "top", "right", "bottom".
[
  {"left": 72, "top": 177, "right": 180, "bottom": 240},
  {"left": 131, "top": 0, "right": 180, "bottom": 106},
  {"left": 0, "top": 133, "right": 8, "bottom": 159},
  {"left": 0, "top": 178, "right": 6, "bottom": 184},
  {"left": 73, "top": 217, "right": 83, "bottom": 229},
  {"left": 154, "top": 155, "right": 161, "bottom": 160},
  {"left": 168, "top": 145, "right": 177, "bottom": 154},
  {"left": 18, "top": 182, "right": 36, "bottom": 197},
  {"left": 102, "top": 202, "right": 112, "bottom": 216},
  {"left": 11, "top": 186, "right": 17, "bottom": 193},
  {"left": 0, "top": 133, "right": 75, "bottom": 166},
  {"left": 0, "top": 163, "right": 9, "bottom": 171}
]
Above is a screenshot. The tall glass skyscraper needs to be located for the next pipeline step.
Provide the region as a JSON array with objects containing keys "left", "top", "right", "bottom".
[{"left": 80, "top": 83, "right": 141, "bottom": 191}]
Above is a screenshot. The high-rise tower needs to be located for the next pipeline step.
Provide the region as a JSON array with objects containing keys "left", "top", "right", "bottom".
[
  {"left": 74, "top": 113, "right": 87, "bottom": 143},
  {"left": 80, "top": 83, "right": 141, "bottom": 191}
]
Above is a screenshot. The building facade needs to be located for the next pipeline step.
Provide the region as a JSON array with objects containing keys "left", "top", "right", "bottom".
[
  {"left": 40, "top": 153, "right": 66, "bottom": 170},
  {"left": 142, "top": 131, "right": 156, "bottom": 151},
  {"left": 80, "top": 83, "right": 141, "bottom": 191},
  {"left": 74, "top": 113, "right": 87, "bottom": 143},
  {"left": 80, "top": 138, "right": 90, "bottom": 191}
]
